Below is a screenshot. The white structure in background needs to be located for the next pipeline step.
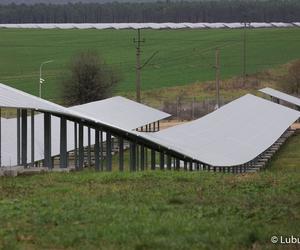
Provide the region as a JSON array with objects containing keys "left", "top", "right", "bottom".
[{"left": 0, "top": 22, "right": 297, "bottom": 30}]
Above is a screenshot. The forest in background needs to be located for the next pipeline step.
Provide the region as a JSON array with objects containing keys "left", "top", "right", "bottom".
[{"left": 0, "top": 0, "right": 299, "bottom": 23}]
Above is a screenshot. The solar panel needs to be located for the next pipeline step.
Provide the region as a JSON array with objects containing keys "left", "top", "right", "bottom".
[
  {"left": 70, "top": 96, "right": 170, "bottom": 130},
  {"left": 223, "top": 23, "right": 244, "bottom": 28},
  {"left": 0, "top": 23, "right": 297, "bottom": 30},
  {"left": 0, "top": 92, "right": 170, "bottom": 166},
  {"left": 140, "top": 94, "right": 300, "bottom": 167},
  {"left": 260, "top": 87, "right": 300, "bottom": 107},
  {"left": 250, "top": 22, "right": 273, "bottom": 28},
  {"left": 270, "top": 22, "right": 293, "bottom": 28}
]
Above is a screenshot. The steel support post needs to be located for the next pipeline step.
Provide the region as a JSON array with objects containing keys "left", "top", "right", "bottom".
[
  {"left": 95, "top": 129, "right": 100, "bottom": 171},
  {"left": 21, "top": 109, "right": 27, "bottom": 167},
  {"left": 0, "top": 108, "right": 1, "bottom": 167},
  {"left": 136, "top": 145, "right": 140, "bottom": 171},
  {"left": 158, "top": 120, "right": 160, "bottom": 131},
  {"left": 60, "top": 117, "right": 67, "bottom": 168},
  {"left": 119, "top": 138, "right": 124, "bottom": 171},
  {"left": 74, "top": 122, "right": 78, "bottom": 169},
  {"left": 78, "top": 122, "right": 84, "bottom": 170},
  {"left": 106, "top": 131, "right": 112, "bottom": 171},
  {"left": 17, "top": 109, "right": 21, "bottom": 165},
  {"left": 87, "top": 127, "right": 91, "bottom": 167},
  {"left": 145, "top": 148, "right": 148, "bottom": 169},
  {"left": 100, "top": 131, "right": 104, "bottom": 171},
  {"left": 175, "top": 158, "right": 180, "bottom": 171},
  {"left": 30, "top": 110, "right": 35, "bottom": 167},
  {"left": 167, "top": 155, "right": 172, "bottom": 170},
  {"left": 184, "top": 161, "right": 187, "bottom": 171},
  {"left": 140, "top": 145, "right": 145, "bottom": 171},
  {"left": 151, "top": 149, "right": 156, "bottom": 170},
  {"left": 160, "top": 152, "right": 165, "bottom": 170},
  {"left": 44, "top": 112, "right": 52, "bottom": 169},
  {"left": 189, "top": 161, "right": 193, "bottom": 171},
  {"left": 130, "top": 142, "right": 136, "bottom": 171}
]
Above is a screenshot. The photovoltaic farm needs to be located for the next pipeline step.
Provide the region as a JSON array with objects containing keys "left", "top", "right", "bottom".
[{"left": 0, "top": 22, "right": 300, "bottom": 250}]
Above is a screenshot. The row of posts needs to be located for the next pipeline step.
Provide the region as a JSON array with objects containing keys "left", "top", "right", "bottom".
[
  {"left": 0, "top": 108, "right": 249, "bottom": 173},
  {"left": 136, "top": 121, "right": 160, "bottom": 132}
]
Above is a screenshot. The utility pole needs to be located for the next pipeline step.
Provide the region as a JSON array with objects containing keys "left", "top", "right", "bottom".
[
  {"left": 134, "top": 29, "right": 145, "bottom": 103},
  {"left": 133, "top": 29, "right": 158, "bottom": 103},
  {"left": 243, "top": 22, "right": 249, "bottom": 86},
  {"left": 215, "top": 48, "right": 220, "bottom": 109}
]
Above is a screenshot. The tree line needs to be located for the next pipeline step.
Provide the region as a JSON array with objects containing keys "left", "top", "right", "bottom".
[{"left": 0, "top": 0, "right": 299, "bottom": 24}]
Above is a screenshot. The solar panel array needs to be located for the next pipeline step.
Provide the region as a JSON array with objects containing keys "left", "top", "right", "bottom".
[
  {"left": 0, "top": 22, "right": 298, "bottom": 30},
  {"left": 260, "top": 87, "right": 300, "bottom": 107},
  {"left": 140, "top": 94, "right": 300, "bottom": 167},
  {"left": 0, "top": 83, "right": 299, "bottom": 168},
  {"left": 0, "top": 93, "right": 170, "bottom": 166}
]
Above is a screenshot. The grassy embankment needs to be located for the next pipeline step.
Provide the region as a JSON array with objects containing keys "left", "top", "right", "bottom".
[{"left": 0, "top": 131, "right": 299, "bottom": 249}]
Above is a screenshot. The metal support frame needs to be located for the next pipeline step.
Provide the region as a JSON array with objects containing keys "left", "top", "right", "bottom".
[
  {"left": 184, "top": 161, "right": 187, "bottom": 171},
  {"left": 87, "top": 127, "right": 91, "bottom": 167},
  {"left": 145, "top": 148, "right": 148, "bottom": 169},
  {"left": 21, "top": 109, "right": 27, "bottom": 166},
  {"left": 130, "top": 142, "right": 137, "bottom": 171},
  {"left": 17, "top": 109, "right": 21, "bottom": 165},
  {"left": 140, "top": 145, "right": 145, "bottom": 171},
  {"left": 158, "top": 120, "right": 160, "bottom": 131},
  {"left": 106, "top": 131, "right": 112, "bottom": 171},
  {"left": 78, "top": 122, "right": 84, "bottom": 170},
  {"left": 100, "top": 131, "right": 104, "bottom": 171},
  {"left": 175, "top": 158, "right": 180, "bottom": 171},
  {"left": 74, "top": 122, "right": 78, "bottom": 169},
  {"left": 60, "top": 117, "right": 67, "bottom": 168},
  {"left": 167, "top": 155, "right": 172, "bottom": 170},
  {"left": 136, "top": 145, "right": 140, "bottom": 170},
  {"left": 151, "top": 149, "right": 156, "bottom": 170},
  {"left": 44, "top": 112, "right": 52, "bottom": 169},
  {"left": 95, "top": 128, "right": 100, "bottom": 171},
  {"left": 119, "top": 138, "right": 124, "bottom": 171},
  {"left": 30, "top": 110, "right": 35, "bottom": 167},
  {"left": 189, "top": 161, "right": 193, "bottom": 171},
  {"left": 160, "top": 152, "right": 165, "bottom": 170},
  {"left": 0, "top": 108, "right": 1, "bottom": 167}
]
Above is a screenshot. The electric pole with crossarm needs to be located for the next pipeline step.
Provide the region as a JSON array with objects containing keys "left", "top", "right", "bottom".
[
  {"left": 134, "top": 29, "right": 145, "bottom": 103},
  {"left": 133, "top": 29, "right": 158, "bottom": 103}
]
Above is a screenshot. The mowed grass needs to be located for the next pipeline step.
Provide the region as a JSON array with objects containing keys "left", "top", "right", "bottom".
[
  {"left": 0, "top": 28, "right": 300, "bottom": 100},
  {"left": 0, "top": 132, "right": 299, "bottom": 250}
]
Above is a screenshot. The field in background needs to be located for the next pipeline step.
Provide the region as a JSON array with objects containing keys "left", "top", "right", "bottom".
[
  {"left": 0, "top": 132, "right": 299, "bottom": 249},
  {"left": 0, "top": 28, "right": 300, "bottom": 101}
]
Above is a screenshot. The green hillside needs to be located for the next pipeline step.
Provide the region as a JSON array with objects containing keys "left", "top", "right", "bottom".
[
  {"left": 0, "top": 132, "right": 299, "bottom": 249},
  {"left": 0, "top": 28, "right": 300, "bottom": 100}
]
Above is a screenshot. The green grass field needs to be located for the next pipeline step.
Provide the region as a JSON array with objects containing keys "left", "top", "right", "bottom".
[
  {"left": 0, "top": 28, "right": 300, "bottom": 101},
  {"left": 0, "top": 132, "right": 299, "bottom": 250}
]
